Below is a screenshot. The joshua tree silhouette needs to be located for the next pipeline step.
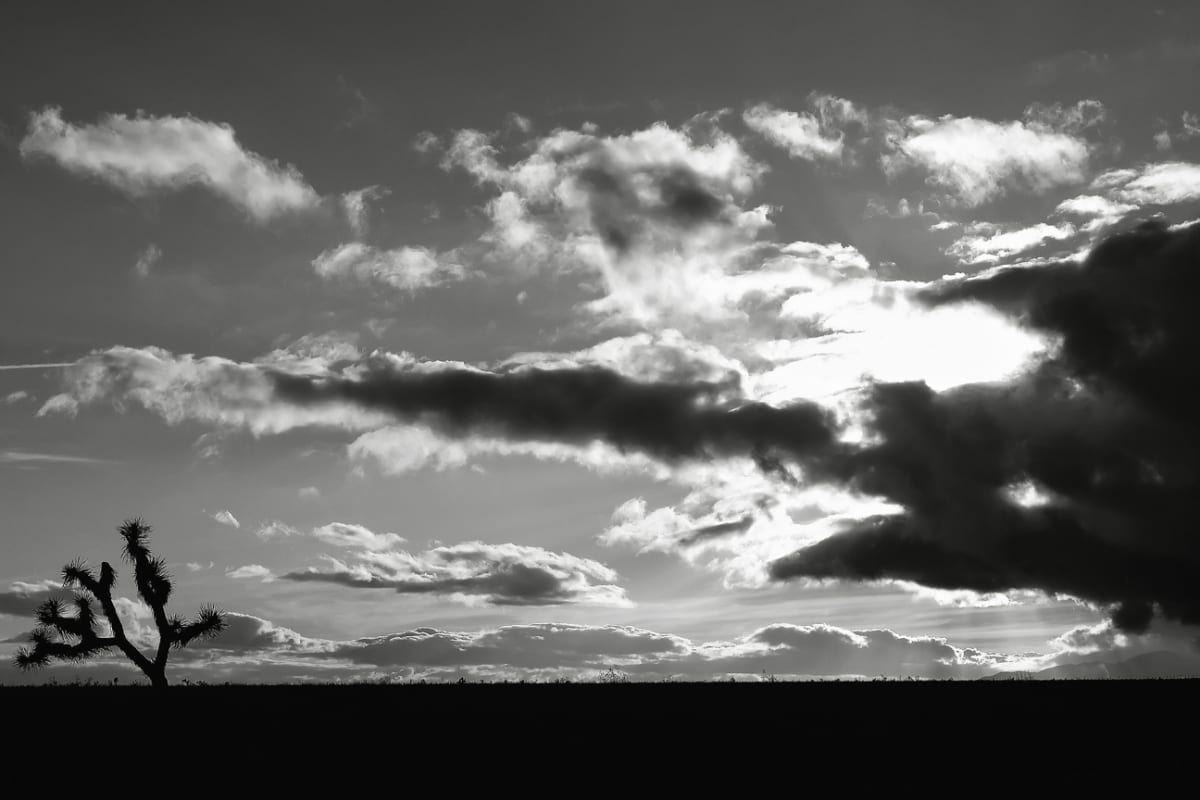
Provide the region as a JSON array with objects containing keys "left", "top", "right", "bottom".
[{"left": 14, "top": 518, "right": 226, "bottom": 687}]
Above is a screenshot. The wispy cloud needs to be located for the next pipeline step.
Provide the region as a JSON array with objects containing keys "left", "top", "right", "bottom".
[
  {"left": 0, "top": 450, "right": 112, "bottom": 465},
  {"left": 20, "top": 107, "right": 321, "bottom": 222}
]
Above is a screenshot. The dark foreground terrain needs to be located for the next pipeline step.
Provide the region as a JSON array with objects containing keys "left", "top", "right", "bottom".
[
  {"left": 4, "top": 679, "right": 1194, "bottom": 730},
  {"left": 3, "top": 681, "right": 1194, "bottom": 778}
]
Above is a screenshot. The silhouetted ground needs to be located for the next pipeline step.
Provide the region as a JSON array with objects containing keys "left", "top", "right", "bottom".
[
  {"left": 3, "top": 681, "right": 1194, "bottom": 777},
  {"left": 4, "top": 678, "right": 1196, "bottom": 729}
]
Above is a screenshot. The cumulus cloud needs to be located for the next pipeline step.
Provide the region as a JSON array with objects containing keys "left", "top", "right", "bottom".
[
  {"left": 185, "top": 612, "right": 330, "bottom": 653},
  {"left": 887, "top": 108, "right": 1095, "bottom": 206},
  {"left": 10, "top": 601, "right": 1189, "bottom": 682},
  {"left": 211, "top": 509, "right": 240, "bottom": 529},
  {"left": 283, "top": 535, "right": 631, "bottom": 607},
  {"left": 311, "top": 242, "right": 465, "bottom": 293},
  {"left": 144, "top": 615, "right": 1006, "bottom": 682},
  {"left": 668, "top": 623, "right": 1004, "bottom": 679},
  {"left": 20, "top": 107, "right": 320, "bottom": 221},
  {"left": 226, "top": 564, "right": 273, "bottom": 581},
  {"left": 1096, "top": 162, "right": 1200, "bottom": 206},
  {"left": 439, "top": 119, "right": 778, "bottom": 326},
  {"left": 179, "top": 617, "right": 1016, "bottom": 680}
]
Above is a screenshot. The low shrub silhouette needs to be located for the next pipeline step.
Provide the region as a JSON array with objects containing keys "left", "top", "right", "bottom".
[{"left": 14, "top": 518, "right": 226, "bottom": 687}]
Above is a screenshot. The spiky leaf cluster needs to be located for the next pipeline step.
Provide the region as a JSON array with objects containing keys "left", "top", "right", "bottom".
[{"left": 14, "top": 518, "right": 227, "bottom": 686}]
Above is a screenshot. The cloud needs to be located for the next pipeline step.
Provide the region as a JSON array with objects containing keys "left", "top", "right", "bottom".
[
  {"left": 0, "top": 581, "right": 62, "bottom": 618},
  {"left": 298, "top": 486, "right": 320, "bottom": 499},
  {"left": 412, "top": 131, "right": 440, "bottom": 154},
  {"left": 946, "top": 221, "right": 1078, "bottom": 266},
  {"left": 332, "top": 623, "right": 689, "bottom": 670},
  {"left": 39, "top": 345, "right": 392, "bottom": 435},
  {"left": 133, "top": 244, "right": 162, "bottom": 278},
  {"left": 340, "top": 185, "right": 390, "bottom": 237},
  {"left": 256, "top": 520, "right": 301, "bottom": 540},
  {"left": 597, "top": 474, "right": 902, "bottom": 588},
  {"left": 184, "top": 612, "right": 329, "bottom": 653},
  {"left": 772, "top": 222, "right": 1200, "bottom": 632},
  {"left": 1184, "top": 111, "right": 1200, "bottom": 139},
  {"left": 20, "top": 107, "right": 320, "bottom": 221},
  {"left": 1095, "top": 162, "right": 1200, "bottom": 206},
  {"left": 0, "top": 450, "right": 111, "bottom": 466},
  {"left": 439, "top": 119, "right": 775, "bottom": 326},
  {"left": 193, "top": 616, "right": 1012, "bottom": 680},
  {"left": 668, "top": 623, "right": 1002, "bottom": 679},
  {"left": 258, "top": 332, "right": 363, "bottom": 372},
  {"left": 347, "top": 423, "right": 671, "bottom": 479},
  {"left": 743, "top": 102, "right": 846, "bottom": 161},
  {"left": 44, "top": 344, "right": 838, "bottom": 481},
  {"left": 1054, "top": 194, "right": 1137, "bottom": 232},
  {"left": 282, "top": 535, "right": 630, "bottom": 607},
  {"left": 312, "top": 522, "right": 405, "bottom": 551},
  {"left": 2, "top": 390, "right": 31, "bottom": 404},
  {"left": 269, "top": 359, "right": 839, "bottom": 479},
  {"left": 226, "top": 564, "right": 273, "bottom": 581},
  {"left": 315, "top": 619, "right": 1012, "bottom": 680},
  {"left": 11, "top": 602, "right": 1187, "bottom": 683},
  {"left": 211, "top": 510, "right": 240, "bottom": 529},
  {"left": 311, "top": 242, "right": 465, "bottom": 293},
  {"left": 35, "top": 394, "right": 78, "bottom": 417},
  {"left": 888, "top": 111, "right": 1094, "bottom": 206},
  {"left": 1021, "top": 100, "right": 1107, "bottom": 135}
]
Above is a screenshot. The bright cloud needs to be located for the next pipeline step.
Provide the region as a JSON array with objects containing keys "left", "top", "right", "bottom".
[
  {"left": 891, "top": 114, "right": 1093, "bottom": 206},
  {"left": 20, "top": 107, "right": 320, "bottom": 221},
  {"left": 312, "top": 242, "right": 465, "bottom": 292},
  {"left": 284, "top": 532, "right": 631, "bottom": 607}
]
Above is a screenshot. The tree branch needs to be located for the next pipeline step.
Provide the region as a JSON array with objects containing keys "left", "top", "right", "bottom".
[
  {"left": 14, "top": 629, "right": 118, "bottom": 670},
  {"left": 173, "top": 607, "right": 227, "bottom": 648}
]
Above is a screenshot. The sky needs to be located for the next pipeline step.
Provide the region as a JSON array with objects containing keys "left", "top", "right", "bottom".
[{"left": 3, "top": 0, "right": 1200, "bottom": 683}]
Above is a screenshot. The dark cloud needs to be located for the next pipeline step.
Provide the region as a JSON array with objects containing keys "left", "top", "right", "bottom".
[
  {"left": 772, "top": 222, "right": 1200, "bottom": 631},
  {"left": 280, "top": 540, "right": 629, "bottom": 607},
  {"left": 286, "top": 561, "right": 586, "bottom": 606},
  {"left": 270, "top": 364, "right": 839, "bottom": 475},
  {"left": 678, "top": 515, "right": 755, "bottom": 546},
  {"left": 185, "top": 612, "right": 322, "bottom": 653},
  {"left": 0, "top": 584, "right": 61, "bottom": 618},
  {"left": 574, "top": 160, "right": 736, "bottom": 255}
]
